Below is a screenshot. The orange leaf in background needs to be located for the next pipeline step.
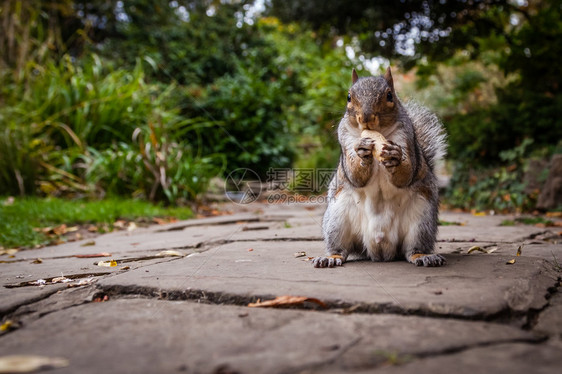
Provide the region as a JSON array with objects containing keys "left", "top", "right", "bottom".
[
  {"left": 73, "top": 252, "right": 111, "bottom": 258},
  {"left": 52, "top": 224, "right": 68, "bottom": 236},
  {"left": 248, "top": 295, "right": 327, "bottom": 308}
]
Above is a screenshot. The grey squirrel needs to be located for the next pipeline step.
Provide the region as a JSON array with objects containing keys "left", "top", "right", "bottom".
[{"left": 313, "top": 67, "right": 447, "bottom": 268}]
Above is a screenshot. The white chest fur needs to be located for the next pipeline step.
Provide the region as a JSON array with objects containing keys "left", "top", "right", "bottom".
[{"left": 336, "top": 166, "right": 428, "bottom": 260}]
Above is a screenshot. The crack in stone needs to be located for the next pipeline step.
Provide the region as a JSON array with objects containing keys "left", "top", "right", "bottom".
[
  {"left": 4, "top": 272, "right": 111, "bottom": 289},
  {"left": 94, "top": 282, "right": 558, "bottom": 327}
]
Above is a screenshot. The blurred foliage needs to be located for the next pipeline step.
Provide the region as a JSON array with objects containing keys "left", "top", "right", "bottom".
[{"left": 1, "top": 0, "right": 561, "bottom": 213}]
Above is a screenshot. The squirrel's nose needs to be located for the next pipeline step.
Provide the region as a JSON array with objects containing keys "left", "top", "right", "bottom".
[{"left": 357, "top": 111, "right": 376, "bottom": 124}]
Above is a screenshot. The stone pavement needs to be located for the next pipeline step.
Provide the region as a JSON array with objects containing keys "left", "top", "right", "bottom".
[{"left": 1, "top": 202, "right": 561, "bottom": 374}]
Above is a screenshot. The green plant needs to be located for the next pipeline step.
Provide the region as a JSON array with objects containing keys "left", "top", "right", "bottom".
[{"left": 0, "top": 196, "right": 193, "bottom": 249}]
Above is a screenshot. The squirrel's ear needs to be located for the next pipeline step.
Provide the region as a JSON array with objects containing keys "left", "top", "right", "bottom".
[
  {"left": 384, "top": 66, "right": 394, "bottom": 91},
  {"left": 352, "top": 68, "right": 359, "bottom": 84}
]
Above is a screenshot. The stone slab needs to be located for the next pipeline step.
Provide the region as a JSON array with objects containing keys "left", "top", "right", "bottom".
[
  {"left": 98, "top": 240, "right": 556, "bottom": 319},
  {"left": 362, "top": 343, "right": 562, "bottom": 374},
  {"left": 0, "top": 300, "right": 539, "bottom": 374}
]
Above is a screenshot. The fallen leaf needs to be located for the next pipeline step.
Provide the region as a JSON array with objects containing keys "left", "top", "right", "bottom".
[
  {"left": 472, "top": 211, "right": 486, "bottom": 216},
  {"left": 0, "top": 320, "right": 15, "bottom": 332},
  {"left": 506, "top": 259, "right": 516, "bottom": 265},
  {"left": 546, "top": 212, "right": 562, "bottom": 218},
  {"left": 127, "top": 222, "right": 137, "bottom": 232},
  {"left": 247, "top": 248, "right": 254, "bottom": 252},
  {"left": 294, "top": 251, "right": 306, "bottom": 258},
  {"left": 152, "top": 217, "right": 168, "bottom": 225},
  {"left": 31, "top": 258, "right": 43, "bottom": 264},
  {"left": 97, "top": 260, "right": 117, "bottom": 267},
  {"left": 52, "top": 224, "right": 68, "bottom": 236},
  {"left": 0, "top": 355, "right": 69, "bottom": 373},
  {"left": 87, "top": 225, "right": 98, "bottom": 232},
  {"left": 156, "top": 250, "right": 183, "bottom": 257},
  {"left": 80, "top": 241, "right": 96, "bottom": 247},
  {"left": 0, "top": 248, "right": 18, "bottom": 256},
  {"left": 467, "top": 246, "right": 486, "bottom": 254},
  {"left": 51, "top": 276, "right": 72, "bottom": 284},
  {"left": 73, "top": 252, "right": 111, "bottom": 258},
  {"left": 70, "top": 277, "right": 96, "bottom": 287},
  {"left": 516, "top": 245, "right": 523, "bottom": 256},
  {"left": 486, "top": 246, "right": 499, "bottom": 254},
  {"left": 29, "top": 279, "right": 46, "bottom": 286},
  {"left": 248, "top": 295, "right": 327, "bottom": 308},
  {"left": 120, "top": 266, "right": 130, "bottom": 270}
]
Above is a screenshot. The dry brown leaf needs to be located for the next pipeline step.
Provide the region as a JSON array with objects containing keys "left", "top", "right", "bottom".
[
  {"left": 73, "top": 252, "right": 111, "bottom": 258},
  {"left": 294, "top": 251, "right": 306, "bottom": 258},
  {"left": 0, "top": 355, "right": 69, "bottom": 373},
  {"left": 0, "top": 249, "right": 19, "bottom": 256},
  {"left": 80, "top": 240, "right": 96, "bottom": 247},
  {"left": 52, "top": 224, "right": 68, "bottom": 236},
  {"left": 113, "top": 220, "right": 127, "bottom": 229},
  {"left": 152, "top": 217, "right": 168, "bottom": 225},
  {"left": 248, "top": 295, "right": 327, "bottom": 308},
  {"left": 516, "top": 245, "right": 523, "bottom": 256},
  {"left": 31, "top": 258, "right": 43, "bottom": 264},
  {"left": 51, "top": 276, "right": 72, "bottom": 284},
  {"left": 506, "top": 259, "right": 516, "bottom": 265}
]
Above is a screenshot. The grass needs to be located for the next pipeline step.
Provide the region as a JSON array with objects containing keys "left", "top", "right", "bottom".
[{"left": 0, "top": 197, "right": 193, "bottom": 249}]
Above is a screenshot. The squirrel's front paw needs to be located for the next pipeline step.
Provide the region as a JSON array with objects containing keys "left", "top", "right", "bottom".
[
  {"left": 354, "top": 138, "right": 375, "bottom": 160},
  {"left": 381, "top": 141, "right": 402, "bottom": 168},
  {"left": 312, "top": 256, "right": 343, "bottom": 268}
]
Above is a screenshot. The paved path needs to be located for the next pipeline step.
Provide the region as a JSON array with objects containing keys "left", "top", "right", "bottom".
[{"left": 1, "top": 202, "right": 561, "bottom": 374}]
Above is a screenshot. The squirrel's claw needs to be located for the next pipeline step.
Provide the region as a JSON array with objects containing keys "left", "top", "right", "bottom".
[
  {"left": 412, "top": 254, "right": 446, "bottom": 267},
  {"left": 312, "top": 256, "right": 343, "bottom": 268},
  {"left": 380, "top": 142, "right": 402, "bottom": 168},
  {"left": 354, "top": 137, "right": 376, "bottom": 160}
]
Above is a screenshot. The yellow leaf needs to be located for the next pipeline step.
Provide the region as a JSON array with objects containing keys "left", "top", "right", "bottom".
[
  {"left": 0, "top": 320, "right": 14, "bottom": 331},
  {"left": 97, "top": 260, "right": 117, "bottom": 267},
  {"left": 506, "top": 259, "right": 516, "bottom": 265},
  {"left": 516, "top": 245, "right": 523, "bottom": 256},
  {"left": 467, "top": 246, "right": 486, "bottom": 254}
]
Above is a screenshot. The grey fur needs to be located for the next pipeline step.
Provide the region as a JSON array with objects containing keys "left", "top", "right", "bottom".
[{"left": 317, "top": 69, "right": 447, "bottom": 268}]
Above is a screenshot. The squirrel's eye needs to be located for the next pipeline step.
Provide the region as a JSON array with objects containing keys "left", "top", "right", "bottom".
[
  {"left": 347, "top": 92, "right": 351, "bottom": 102},
  {"left": 387, "top": 91, "right": 393, "bottom": 102}
]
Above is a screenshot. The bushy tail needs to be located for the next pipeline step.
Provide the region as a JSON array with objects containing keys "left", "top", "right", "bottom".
[{"left": 404, "top": 100, "right": 447, "bottom": 169}]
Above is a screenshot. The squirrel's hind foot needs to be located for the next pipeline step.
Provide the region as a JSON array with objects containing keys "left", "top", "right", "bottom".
[
  {"left": 312, "top": 256, "right": 344, "bottom": 268},
  {"left": 409, "top": 253, "right": 446, "bottom": 267}
]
